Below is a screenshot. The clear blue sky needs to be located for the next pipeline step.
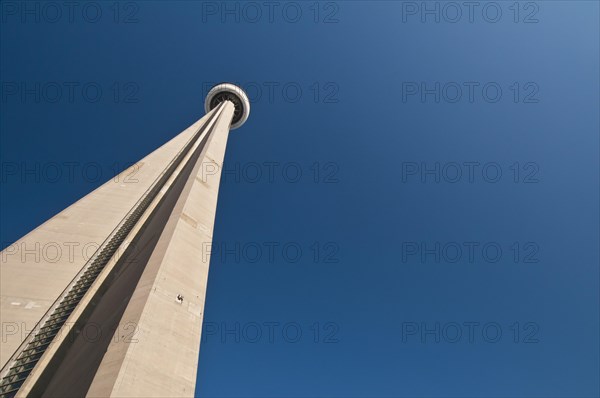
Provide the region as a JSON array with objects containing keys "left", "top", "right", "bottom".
[{"left": 1, "top": 1, "right": 598, "bottom": 397}]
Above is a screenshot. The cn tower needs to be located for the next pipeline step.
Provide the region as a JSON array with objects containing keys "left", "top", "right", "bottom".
[{"left": 0, "top": 84, "right": 251, "bottom": 397}]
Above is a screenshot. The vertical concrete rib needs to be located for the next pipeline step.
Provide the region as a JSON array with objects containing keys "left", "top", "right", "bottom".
[
  {"left": 0, "top": 106, "right": 221, "bottom": 374},
  {"left": 0, "top": 102, "right": 233, "bottom": 398},
  {"left": 1, "top": 83, "right": 249, "bottom": 398},
  {"left": 85, "top": 101, "right": 235, "bottom": 397}
]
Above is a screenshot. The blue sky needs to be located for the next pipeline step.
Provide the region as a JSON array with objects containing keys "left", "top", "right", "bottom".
[{"left": 1, "top": 1, "right": 598, "bottom": 397}]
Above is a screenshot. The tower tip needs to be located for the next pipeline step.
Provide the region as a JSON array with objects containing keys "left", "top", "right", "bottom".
[{"left": 204, "top": 83, "right": 250, "bottom": 130}]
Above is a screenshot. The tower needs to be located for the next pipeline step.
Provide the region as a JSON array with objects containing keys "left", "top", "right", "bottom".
[{"left": 0, "top": 84, "right": 251, "bottom": 397}]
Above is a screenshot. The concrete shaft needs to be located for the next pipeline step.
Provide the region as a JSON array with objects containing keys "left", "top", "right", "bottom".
[{"left": 0, "top": 101, "right": 236, "bottom": 397}]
